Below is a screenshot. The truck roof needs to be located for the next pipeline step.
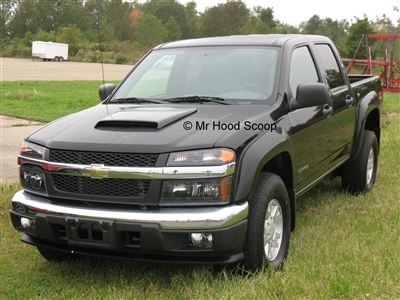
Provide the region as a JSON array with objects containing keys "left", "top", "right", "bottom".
[{"left": 155, "top": 34, "right": 332, "bottom": 49}]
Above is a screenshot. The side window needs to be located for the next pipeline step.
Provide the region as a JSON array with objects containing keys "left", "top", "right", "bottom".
[
  {"left": 289, "top": 46, "right": 319, "bottom": 98},
  {"left": 315, "top": 44, "right": 344, "bottom": 89}
]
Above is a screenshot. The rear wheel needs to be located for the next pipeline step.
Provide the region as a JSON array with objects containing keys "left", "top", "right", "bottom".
[
  {"left": 342, "top": 130, "right": 378, "bottom": 194},
  {"left": 59, "top": 56, "right": 64, "bottom": 62},
  {"left": 54, "top": 56, "right": 59, "bottom": 62},
  {"left": 243, "top": 173, "right": 291, "bottom": 272}
]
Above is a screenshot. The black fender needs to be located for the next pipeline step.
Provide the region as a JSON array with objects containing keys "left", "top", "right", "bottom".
[
  {"left": 233, "top": 124, "right": 293, "bottom": 203},
  {"left": 350, "top": 88, "right": 382, "bottom": 161}
]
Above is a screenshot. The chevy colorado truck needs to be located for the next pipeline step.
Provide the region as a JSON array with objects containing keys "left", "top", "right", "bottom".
[{"left": 10, "top": 34, "right": 382, "bottom": 272}]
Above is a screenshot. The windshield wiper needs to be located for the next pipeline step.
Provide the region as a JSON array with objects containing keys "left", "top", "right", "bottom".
[
  {"left": 164, "top": 95, "right": 235, "bottom": 105},
  {"left": 109, "top": 97, "right": 166, "bottom": 104}
]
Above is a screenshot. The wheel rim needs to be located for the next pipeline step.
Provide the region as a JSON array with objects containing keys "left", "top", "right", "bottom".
[
  {"left": 366, "top": 147, "right": 375, "bottom": 184},
  {"left": 264, "top": 199, "right": 283, "bottom": 261}
]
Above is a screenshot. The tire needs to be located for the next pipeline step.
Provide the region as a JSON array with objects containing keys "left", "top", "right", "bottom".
[
  {"left": 342, "top": 130, "right": 378, "bottom": 194},
  {"left": 37, "top": 246, "right": 70, "bottom": 262},
  {"left": 54, "top": 56, "right": 59, "bottom": 62},
  {"left": 243, "top": 173, "right": 291, "bottom": 272},
  {"left": 59, "top": 56, "right": 64, "bottom": 62}
]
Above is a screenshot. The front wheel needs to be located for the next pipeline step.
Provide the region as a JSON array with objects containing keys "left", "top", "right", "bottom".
[
  {"left": 342, "top": 130, "right": 378, "bottom": 194},
  {"left": 243, "top": 173, "right": 291, "bottom": 272}
]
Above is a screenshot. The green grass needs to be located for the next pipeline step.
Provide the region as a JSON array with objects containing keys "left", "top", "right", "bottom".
[
  {"left": 0, "top": 91, "right": 399, "bottom": 299},
  {"left": 0, "top": 81, "right": 119, "bottom": 122}
]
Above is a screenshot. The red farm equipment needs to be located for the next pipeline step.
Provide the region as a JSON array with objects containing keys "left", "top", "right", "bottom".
[{"left": 343, "top": 34, "right": 400, "bottom": 93}]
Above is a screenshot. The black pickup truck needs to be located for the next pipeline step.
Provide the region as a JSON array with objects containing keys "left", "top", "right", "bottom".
[{"left": 10, "top": 34, "right": 382, "bottom": 272}]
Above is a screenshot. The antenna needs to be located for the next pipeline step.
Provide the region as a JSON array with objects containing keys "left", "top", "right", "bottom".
[
  {"left": 97, "top": 16, "right": 105, "bottom": 86},
  {"left": 96, "top": 10, "right": 106, "bottom": 101}
]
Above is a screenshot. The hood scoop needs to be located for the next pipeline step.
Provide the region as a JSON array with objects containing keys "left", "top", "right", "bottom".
[{"left": 95, "top": 107, "right": 197, "bottom": 129}]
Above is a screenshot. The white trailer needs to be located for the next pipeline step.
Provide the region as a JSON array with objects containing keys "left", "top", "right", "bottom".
[{"left": 32, "top": 41, "right": 69, "bottom": 61}]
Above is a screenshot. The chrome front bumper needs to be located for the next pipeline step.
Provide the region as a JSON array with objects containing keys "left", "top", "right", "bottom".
[{"left": 11, "top": 190, "right": 248, "bottom": 230}]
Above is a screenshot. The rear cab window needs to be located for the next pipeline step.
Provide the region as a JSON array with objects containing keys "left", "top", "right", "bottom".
[{"left": 314, "top": 44, "right": 346, "bottom": 90}]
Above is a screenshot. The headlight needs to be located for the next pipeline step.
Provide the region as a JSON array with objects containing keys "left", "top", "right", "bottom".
[
  {"left": 20, "top": 168, "right": 47, "bottom": 194},
  {"left": 19, "top": 141, "right": 47, "bottom": 194},
  {"left": 161, "top": 177, "right": 232, "bottom": 205},
  {"left": 167, "top": 149, "right": 235, "bottom": 166},
  {"left": 163, "top": 149, "right": 235, "bottom": 205},
  {"left": 20, "top": 141, "right": 45, "bottom": 159}
]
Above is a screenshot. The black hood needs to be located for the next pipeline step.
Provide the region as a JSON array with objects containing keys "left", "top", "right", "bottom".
[{"left": 27, "top": 103, "right": 273, "bottom": 153}]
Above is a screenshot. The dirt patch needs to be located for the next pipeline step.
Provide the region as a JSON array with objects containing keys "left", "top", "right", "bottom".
[{"left": 1, "top": 57, "right": 132, "bottom": 81}]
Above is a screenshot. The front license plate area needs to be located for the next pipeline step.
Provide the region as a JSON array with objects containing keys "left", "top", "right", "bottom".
[{"left": 66, "top": 217, "right": 116, "bottom": 248}]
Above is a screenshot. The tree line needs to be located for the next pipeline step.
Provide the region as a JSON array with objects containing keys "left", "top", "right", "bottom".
[{"left": 1, "top": 0, "right": 399, "bottom": 64}]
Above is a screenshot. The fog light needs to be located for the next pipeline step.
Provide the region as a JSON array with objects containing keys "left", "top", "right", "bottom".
[
  {"left": 21, "top": 217, "right": 35, "bottom": 229},
  {"left": 190, "top": 233, "right": 213, "bottom": 248}
]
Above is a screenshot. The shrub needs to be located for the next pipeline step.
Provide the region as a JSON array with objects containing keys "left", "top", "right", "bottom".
[{"left": 115, "top": 54, "right": 128, "bottom": 64}]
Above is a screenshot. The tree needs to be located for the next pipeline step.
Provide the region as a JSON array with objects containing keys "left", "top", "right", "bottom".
[
  {"left": 321, "top": 18, "right": 348, "bottom": 53},
  {"left": 83, "top": 0, "right": 107, "bottom": 41},
  {"left": 201, "top": 0, "right": 249, "bottom": 36},
  {"left": 164, "top": 16, "right": 181, "bottom": 42},
  {"left": 201, "top": 5, "right": 223, "bottom": 37},
  {"left": 184, "top": 1, "right": 200, "bottom": 39},
  {"left": 142, "top": 0, "right": 189, "bottom": 38},
  {"left": 259, "top": 7, "right": 277, "bottom": 30},
  {"left": 104, "top": 0, "right": 135, "bottom": 41},
  {"left": 245, "top": 6, "right": 278, "bottom": 34},
  {"left": 9, "top": 0, "right": 40, "bottom": 38},
  {"left": 277, "top": 22, "right": 299, "bottom": 34},
  {"left": 36, "top": 0, "right": 59, "bottom": 32},
  {"left": 34, "top": 29, "right": 57, "bottom": 42},
  {"left": 372, "top": 14, "right": 397, "bottom": 34},
  {"left": 303, "top": 14, "right": 322, "bottom": 34},
  {"left": 300, "top": 15, "right": 348, "bottom": 53},
  {"left": 343, "top": 16, "right": 375, "bottom": 59},
  {"left": 130, "top": 8, "right": 144, "bottom": 28},
  {"left": 1, "top": 0, "right": 17, "bottom": 39},
  {"left": 57, "top": 24, "right": 82, "bottom": 56},
  {"left": 242, "top": 14, "right": 269, "bottom": 34},
  {"left": 57, "top": 0, "right": 88, "bottom": 32},
  {"left": 136, "top": 14, "right": 167, "bottom": 47}
]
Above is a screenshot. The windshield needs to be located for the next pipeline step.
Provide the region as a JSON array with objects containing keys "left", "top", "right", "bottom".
[{"left": 113, "top": 46, "right": 279, "bottom": 104}]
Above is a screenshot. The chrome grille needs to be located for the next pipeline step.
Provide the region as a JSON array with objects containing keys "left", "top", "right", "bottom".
[
  {"left": 52, "top": 174, "right": 150, "bottom": 197},
  {"left": 49, "top": 150, "right": 159, "bottom": 167}
]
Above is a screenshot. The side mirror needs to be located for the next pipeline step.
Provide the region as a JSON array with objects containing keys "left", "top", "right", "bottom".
[
  {"left": 99, "top": 83, "right": 116, "bottom": 102},
  {"left": 289, "top": 82, "right": 329, "bottom": 111}
]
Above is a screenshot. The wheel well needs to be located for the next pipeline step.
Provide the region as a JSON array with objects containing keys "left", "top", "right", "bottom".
[
  {"left": 364, "top": 108, "right": 380, "bottom": 147},
  {"left": 259, "top": 152, "right": 296, "bottom": 231},
  {"left": 260, "top": 152, "right": 293, "bottom": 190}
]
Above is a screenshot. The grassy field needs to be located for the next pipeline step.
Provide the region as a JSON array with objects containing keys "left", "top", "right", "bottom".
[
  {"left": 1, "top": 81, "right": 119, "bottom": 122},
  {"left": 0, "top": 90, "right": 399, "bottom": 299}
]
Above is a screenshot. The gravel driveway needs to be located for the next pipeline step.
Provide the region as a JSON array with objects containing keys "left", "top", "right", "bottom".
[{"left": 1, "top": 57, "right": 133, "bottom": 184}]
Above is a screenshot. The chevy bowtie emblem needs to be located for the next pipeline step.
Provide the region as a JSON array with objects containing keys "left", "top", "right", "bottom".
[{"left": 83, "top": 164, "right": 110, "bottom": 179}]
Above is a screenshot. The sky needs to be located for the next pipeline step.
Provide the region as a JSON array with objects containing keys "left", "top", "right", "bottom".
[{"left": 180, "top": 0, "right": 400, "bottom": 26}]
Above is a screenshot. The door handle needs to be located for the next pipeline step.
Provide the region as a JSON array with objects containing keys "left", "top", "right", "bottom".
[
  {"left": 323, "top": 105, "right": 333, "bottom": 117},
  {"left": 345, "top": 96, "right": 354, "bottom": 107}
]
